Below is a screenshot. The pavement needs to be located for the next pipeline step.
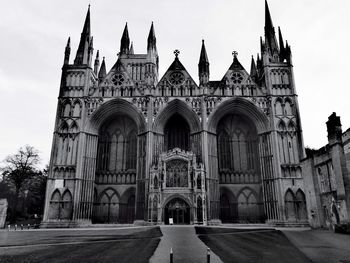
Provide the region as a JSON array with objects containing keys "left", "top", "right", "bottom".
[
  {"left": 149, "top": 225, "right": 223, "bottom": 263},
  {"left": 283, "top": 229, "right": 350, "bottom": 263}
]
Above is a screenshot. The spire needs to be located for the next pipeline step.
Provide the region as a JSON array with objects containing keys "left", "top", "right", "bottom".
[
  {"left": 98, "top": 57, "right": 107, "bottom": 80},
  {"left": 250, "top": 55, "right": 258, "bottom": 79},
  {"left": 64, "top": 37, "right": 71, "bottom": 65},
  {"left": 120, "top": 23, "right": 130, "bottom": 55},
  {"left": 74, "top": 6, "right": 93, "bottom": 65},
  {"left": 94, "top": 50, "right": 100, "bottom": 75},
  {"left": 278, "top": 27, "right": 286, "bottom": 61},
  {"left": 147, "top": 22, "right": 157, "bottom": 53},
  {"left": 198, "top": 39, "right": 209, "bottom": 85},
  {"left": 129, "top": 42, "right": 134, "bottom": 55},
  {"left": 264, "top": 0, "right": 278, "bottom": 55}
]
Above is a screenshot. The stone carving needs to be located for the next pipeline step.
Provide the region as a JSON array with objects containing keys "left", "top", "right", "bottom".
[{"left": 84, "top": 97, "right": 104, "bottom": 115}]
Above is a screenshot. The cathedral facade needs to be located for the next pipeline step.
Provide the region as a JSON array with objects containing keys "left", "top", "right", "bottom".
[{"left": 42, "top": 2, "right": 308, "bottom": 227}]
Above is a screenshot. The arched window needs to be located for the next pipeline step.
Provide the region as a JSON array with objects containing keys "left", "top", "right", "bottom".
[
  {"left": 164, "top": 114, "right": 190, "bottom": 151},
  {"left": 285, "top": 189, "right": 296, "bottom": 221},
  {"left": 96, "top": 116, "right": 138, "bottom": 173},
  {"left": 295, "top": 189, "right": 307, "bottom": 221},
  {"left": 72, "top": 101, "right": 81, "bottom": 117}
]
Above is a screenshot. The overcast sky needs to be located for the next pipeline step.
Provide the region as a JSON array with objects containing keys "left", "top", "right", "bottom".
[{"left": 1, "top": 0, "right": 349, "bottom": 168}]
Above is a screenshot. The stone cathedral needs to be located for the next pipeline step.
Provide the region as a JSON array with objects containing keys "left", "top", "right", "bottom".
[{"left": 42, "top": 2, "right": 309, "bottom": 227}]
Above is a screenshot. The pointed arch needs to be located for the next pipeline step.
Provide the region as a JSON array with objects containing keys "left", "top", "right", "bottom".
[
  {"left": 72, "top": 100, "right": 82, "bottom": 117},
  {"left": 278, "top": 120, "right": 286, "bottom": 131},
  {"left": 275, "top": 97, "right": 283, "bottom": 115},
  {"left": 59, "top": 121, "right": 69, "bottom": 133},
  {"left": 236, "top": 187, "right": 261, "bottom": 222},
  {"left": 219, "top": 187, "right": 237, "bottom": 223},
  {"left": 61, "top": 189, "right": 73, "bottom": 220},
  {"left": 69, "top": 121, "right": 79, "bottom": 133},
  {"left": 208, "top": 97, "right": 269, "bottom": 134},
  {"left": 285, "top": 189, "right": 296, "bottom": 221},
  {"left": 48, "top": 189, "right": 61, "bottom": 219},
  {"left": 62, "top": 101, "right": 71, "bottom": 117},
  {"left": 295, "top": 189, "right": 307, "bottom": 221},
  {"left": 86, "top": 98, "right": 146, "bottom": 135},
  {"left": 153, "top": 99, "right": 201, "bottom": 134}
]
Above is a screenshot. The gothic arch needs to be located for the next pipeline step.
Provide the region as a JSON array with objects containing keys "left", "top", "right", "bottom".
[
  {"left": 285, "top": 189, "right": 296, "bottom": 221},
  {"left": 277, "top": 120, "right": 286, "bottom": 130},
  {"left": 61, "top": 189, "right": 73, "bottom": 220},
  {"left": 119, "top": 187, "right": 136, "bottom": 223},
  {"left": 162, "top": 194, "right": 192, "bottom": 208},
  {"left": 295, "top": 189, "right": 307, "bottom": 221},
  {"left": 153, "top": 99, "right": 201, "bottom": 134},
  {"left": 86, "top": 98, "right": 146, "bottom": 135},
  {"left": 236, "top": 187, "right": 261, "bottom": 222},
  {"left": 274, "top": 97, "right": 284, "bottom": 115},
  {"left": 207, "top": 97, "right": 269, "bottom": 134},
  {"left": 219, "top": 187, "right": 237, "bottom": 223},
  {"left": 98, "top": 187, "right": 120, "bottom": 202}
]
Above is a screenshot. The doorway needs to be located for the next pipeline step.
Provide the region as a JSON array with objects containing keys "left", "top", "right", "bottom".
[{"left": 164, "top": 198, "right": 190, "bottom": 224}]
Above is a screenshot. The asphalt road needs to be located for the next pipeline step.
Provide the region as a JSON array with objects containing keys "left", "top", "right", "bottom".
[{"left": 196, "top": 227, "right": 312, "bottom": 263}]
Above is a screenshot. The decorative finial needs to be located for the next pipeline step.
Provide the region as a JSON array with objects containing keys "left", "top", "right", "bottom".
[
  {"left": 232, "top": 51, "right": 238, "bottom": 58},
  {"left": 174, "top": 49, "right": 180, "bottom": 58}
]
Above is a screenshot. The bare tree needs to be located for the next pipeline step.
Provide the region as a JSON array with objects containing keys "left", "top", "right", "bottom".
[{"left": 1, "top": 145, "right": 41, "bottom": 214}]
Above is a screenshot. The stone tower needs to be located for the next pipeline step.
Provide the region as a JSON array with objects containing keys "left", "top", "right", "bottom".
[{"left": 42, "top": 1, "right": 307, "bottom": 227}]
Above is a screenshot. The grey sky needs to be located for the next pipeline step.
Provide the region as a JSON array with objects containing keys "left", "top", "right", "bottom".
[{"left": 0, "top": 0, "right": 349, "bottom": 167}]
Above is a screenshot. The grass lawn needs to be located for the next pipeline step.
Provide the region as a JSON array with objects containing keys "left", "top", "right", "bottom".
[
  {"left": 195, "top": 227, "right": 311, "bottom": 263},
  {"left": 0, "top": 227, "right": 162, "bottom": 263}
]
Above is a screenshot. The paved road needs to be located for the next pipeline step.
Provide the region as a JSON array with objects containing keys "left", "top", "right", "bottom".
[
  {"left": 150, "top": 225, "right": 223, "bottom": 263},
  {"left": 283, "top": 229, "right": 350, "bottom": 263},
  {"left": 0, "top": 227, "right": 161, "bottom": 263}
]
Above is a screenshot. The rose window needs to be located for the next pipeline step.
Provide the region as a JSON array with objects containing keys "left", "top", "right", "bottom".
[
  {"left": 169, "top": 72, "right": 185, "bottom": 85},
  {"left": 231, "top": 72, "right": 243, "bottom": 84},
  {"left": 111, "top": 74, "right": 125, "bottom": 86}
]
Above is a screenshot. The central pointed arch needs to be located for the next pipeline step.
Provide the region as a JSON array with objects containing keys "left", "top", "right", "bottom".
[{"left": 153, "top": 99, "right": 201, "bottom": 134}]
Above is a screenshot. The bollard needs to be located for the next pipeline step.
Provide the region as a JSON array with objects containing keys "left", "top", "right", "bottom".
[
  {"left": 170, "top": 247, "right": 173, "bottom": 263},
  {"left": 21, "top": 224, "right": 23, "bottom": 230},
  {"left": 207, "top": 247, "right": 210, "bottom": 263},
  {"left": 8, "top": 225, "right": 10, "bottom": 231},
  {"left": 14, "top": 224, "right": 17, "bottom": 230}
]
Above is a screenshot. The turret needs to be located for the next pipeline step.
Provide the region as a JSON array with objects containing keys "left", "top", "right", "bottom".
[
  {"left": 147, "top": 22, "right": 157, "bottom": 55},
  {"left": 98, "top": 57, "right": 107, "bottom": 81},
  {"left": 129, "top": 42, "right": 134, "bottom": 55},
  {"left": 198, "top": 39, "right": 209, "bottom": 85},
  {"left": 250, "top": 55, "right": 258, "bottom": 81},
  {"left": 327, "top": 112, "right": 343, "bottom": 145},
  {"left": 120, "top": 23, "right": 130, "bottom": 55},
  {"left": 94, "top": 50, "right": 100, "bottom": 75},
  {"left": 74, "top": 5, "right": 93, "bottom": 66},
  {"left": 64, "top": 37, "right": 70, "bottom": 65}
]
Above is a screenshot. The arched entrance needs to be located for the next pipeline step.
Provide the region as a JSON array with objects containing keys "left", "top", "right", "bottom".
[{"left": 164, "top": 198, "right": 190, "bottom": 224}]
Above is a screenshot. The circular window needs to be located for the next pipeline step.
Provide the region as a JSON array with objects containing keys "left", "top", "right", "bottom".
[
  {"left": 231, "top": 72, "right": 243, "bottom": 84},
  {"left": 112, "top": 74, "right": 125, "bottom": 86},
  {"left": 169, "top": 72, "right": 185, "bottom": 85}
]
